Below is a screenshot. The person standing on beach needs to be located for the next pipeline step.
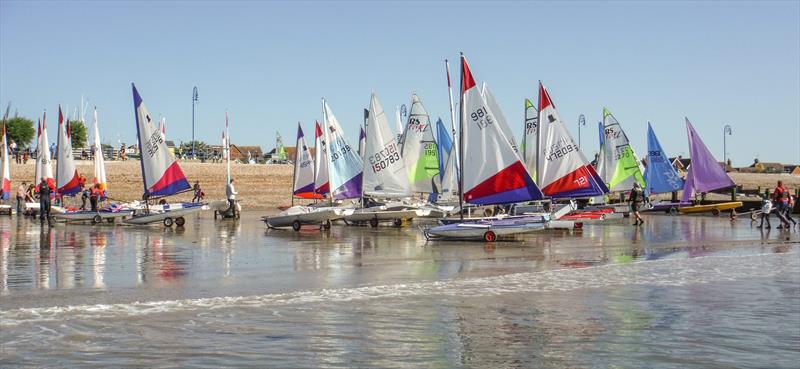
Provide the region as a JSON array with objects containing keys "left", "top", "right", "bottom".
[
  {"left": 37, "top": 178, "right": 51, "bottom": 225},
  {"left": 191, "top": 181, "right": 203, "bottom": 203},
  {"left": 779, "top": 191, "right": 796, "bottom": 228},
  {"left": 16, "top": 182, "right": 25, "bottom": 215},
  {"left": 630, "top": 182, "right": 644, "bottom": 226},
  {"left": 770, "top": 181, "right": 792, "bottom": 229},
  {"left": 226, "top": 178, "right": 238, "bottom": 212},
  {"left": 758, "top": 197, "right": 773, "bottom": 229}
]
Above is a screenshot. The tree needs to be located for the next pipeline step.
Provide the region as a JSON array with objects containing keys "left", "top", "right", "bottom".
[
  {"left": 2, "top": 117, "right": 35, "bottom": 149},
  {"left": 68, "top": 120, "right": 88, "bottom": 148}
]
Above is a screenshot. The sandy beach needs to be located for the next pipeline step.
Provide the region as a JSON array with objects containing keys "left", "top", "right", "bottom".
[
  {"left": 8, "top": 160, "right": 294, "bottom": 211},
  {"left": 6, "top": 159, "right": 799, "bottom": 211}
]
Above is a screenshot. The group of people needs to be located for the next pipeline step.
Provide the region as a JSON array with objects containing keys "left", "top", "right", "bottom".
[{"left": 759, "top": 180, "right": 797, "bottom": 229}]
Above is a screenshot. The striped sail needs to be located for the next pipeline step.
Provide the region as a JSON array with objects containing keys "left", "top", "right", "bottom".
[
  {"left": 537, "top": 82, "right": 607, "bottom": 198},
  {"left": 132, "top": 83, "right": 190, "bottom": 197},
  {"left": 322, "top": 99, "right": 363, "bottom": 200},
  {"left": 401, "top": 94, "right": 440, "bottom": 194},
  {"left": 56, "top": 106, "right": 81, "bottom": 196},
  {"left": 91, "top": 108, "right": 108, "bottom": 196},
  {"left": 364, "top": 93, "right": 411, "bottom": 198},
  {"left": 1, "top": 125, "right": 9, "bottom": 200},
  {"left": 35, "top": 113, "right": 55, "bottom": 192},
  {"left": 460, "top": 55, "right": 543, "bottom": 205},
  {"left": 601, "top": 108, "right": 645, "bottom": 192},
  {"left": 313, "top": 121, "right": 330, "bottom": 196},
  {"left": 645, "top": 122, "right": 684, "bottom": 194},
  {"left": 292, "top": 123, "right": 319, "bottom": 199}
]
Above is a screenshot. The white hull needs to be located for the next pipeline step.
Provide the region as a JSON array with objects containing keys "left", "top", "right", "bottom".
[
  {"left": 264, "top": 206, "right": 350, "bottom": 228},
  {"left": 123, "top": 204, "right": 202, "bottom": 225},
  {"left": 54, "top": 210, "right": 134, "bottom": 222},
  {"left": 343, "top": 208, "right": 418, "bottom": 222},
  {"left": 25, "top": 202, "right": 66, "bottom": 214},
  {"left": 425, "top": 221, "right": 545, "bottom": 240}
]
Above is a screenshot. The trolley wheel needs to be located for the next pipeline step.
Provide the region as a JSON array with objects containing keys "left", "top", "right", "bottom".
[
  {"left": 175, "top": 217, "right": 186, "bottom": 226},
  {"left": 92, "top": 214, "right": 102, "bottom": 224},
  {"left": 393, "top": 218, "right": 403, "bottom": 227},
  {"left": 163, "top": 217, "right": 174, "bottom": 227},
  {"left": 711, "top": 208, "right": 721, "bottom": 216},
  {"left": 292, "top": 220, "right": 302, "bottom": 231},
  {"left": 669, "top": 207, "right": 678, "bottom": 215},
  {"left": 323, "top": 220, "right": 331, "bottom": 230},
  {"left": 483, "top": 230, "right": 497, "bottom": 243},
  {"left": 369, "top": 218, "right": 379, "bottom": 228},
  {"left": 751, "top": 212, "right": 758, "bottom": 221}
]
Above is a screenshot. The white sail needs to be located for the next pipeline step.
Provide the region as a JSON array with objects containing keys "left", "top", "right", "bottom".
[
  {"left": 537, "top": 82, "right": 607, "bottom": 198},
  {"left": 56, "top": 106, "right": 81, "bottom": 196},
  {"left": 601, "top": 108, "right": 645, "bottom": 192},
  {"left": 322, "top": 99, "right": 363, "bottom": 200},
  {"left": 394, "top": 106, "right": 404, "bottom": 145},
  {"left": 292, "top": 123, "right": 317, "bottom": 198},
  {"left": 460, "top": 56, "right": 542, "bottom": 205},
  {"left": 35, "top": 113, "right": 55, "bottom": 191},
  {"left": 481, "top": 83, "right": 520, "bottom": 155},
  {"left": 362, "top": 93, "right": 411, "bottom": 198},
  {"left": 401, "top": 93, "right": 440, "bottom": 194},
  {"left": 91, "top": 108, "right": 107, "bottom": 194},
  {"left": 313, "top": 121, "right": 330, "bottom": 196}
]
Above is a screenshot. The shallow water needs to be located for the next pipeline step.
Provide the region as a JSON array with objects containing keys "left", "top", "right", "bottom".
[{"left": 1, "top": 213, "right": 798, "bottom": 368}]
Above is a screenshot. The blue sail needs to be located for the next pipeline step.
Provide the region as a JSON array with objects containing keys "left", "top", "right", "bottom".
[
  {"left": 435, "top": 118, "right": 452, "bottom": 182},
  {"left": 645, "top": 122, "right": 684, "bottom": 194}
]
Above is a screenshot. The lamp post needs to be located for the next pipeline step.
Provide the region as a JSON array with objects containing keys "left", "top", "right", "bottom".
[
  {"left": 577, "top": 114, "right": 586, "bottom": 148},
  {"left": 192, "top": 86, "right": 198, "bottom": 159},
  {"left": 723, "top": 124, "right": 732, "bottom": 167}
]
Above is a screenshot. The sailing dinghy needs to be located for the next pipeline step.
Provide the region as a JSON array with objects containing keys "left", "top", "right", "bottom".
[
  {"left": 677, "top": 118, "right": 741, "bottom": 215},
  {"left": 342, "top": 93, "right": 419, "bottom": 227},
  {"left": 600, "top": 108, "right": 646, "bottom": 193},
  {"left": 25, "top": 112, "right": 65, "bottom": 215},
  {"left": 265, "top": 123, "right": 349, "bottom": 230},
  {"left": 424, "top": 54, "right": 546, "bottom": 242},
  {"left": 641, "top": 122, "right": 686, "bottom": 213},
  {"left": 123, "top": 83, "right": 202, "bottom": 227}
]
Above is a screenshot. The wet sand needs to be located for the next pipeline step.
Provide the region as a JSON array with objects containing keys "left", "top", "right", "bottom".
[{"left": 1, "top": 213, "right": 798, "bottom": 367}]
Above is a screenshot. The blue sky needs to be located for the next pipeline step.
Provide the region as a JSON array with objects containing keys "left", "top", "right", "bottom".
[{"left": 1, "top": 0, "right": 798, "bottom": 165}]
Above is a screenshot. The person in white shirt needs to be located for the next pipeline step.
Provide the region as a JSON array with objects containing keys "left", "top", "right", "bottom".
[
  {"left": 225, "top": 178, "right": 238, "bottom": 211},
  {"left": 758, "top": 198, "right": 773, "bottom": 229}
]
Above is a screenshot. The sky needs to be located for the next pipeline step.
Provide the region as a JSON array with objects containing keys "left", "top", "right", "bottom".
[{"left": 1, "top": 0, "right": 798, "bottom": 166}]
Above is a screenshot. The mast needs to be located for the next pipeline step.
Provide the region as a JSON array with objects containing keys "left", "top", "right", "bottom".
[
  {"left": 536, "top": 81, "right": 542, "bottom": 187},
  {"left": 291, "top": 122, "right": 300, "bottom": 207},
  {"left": 55, "top": 105, "right": 62, "bottom": 200},
  {"left": 445, "top": 59, "right": 460, "bottom": 192},
  {"left": 225, "top": 111, "right": 231, "bottom": 184},
  {"left": 360, "top": 102, "right": 368, "bottom": 209},
  {"left": 457, "top": 53, "right": 465, "bottom": 220}
]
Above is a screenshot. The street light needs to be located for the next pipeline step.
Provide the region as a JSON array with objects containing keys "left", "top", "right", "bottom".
[
  {"left": 723, "top": 124, "right": 732, "bottom": 167},
  {"left": 577, "top": 114, "right": 586, "bottom": 148},
  {"left": 192, "top": 86, "right": 199, "bottom": 159}
]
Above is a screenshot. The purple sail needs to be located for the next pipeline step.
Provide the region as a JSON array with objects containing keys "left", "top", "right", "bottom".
[{"left": 680, "top": 118, "right": 735, "bottom": 202}]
